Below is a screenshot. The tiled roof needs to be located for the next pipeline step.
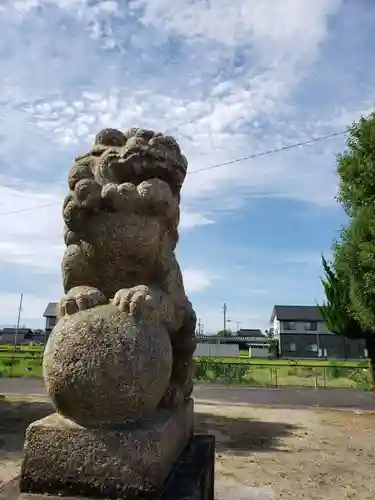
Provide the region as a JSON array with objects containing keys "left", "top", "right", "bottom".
[
  {"left": 43, "top": 302, "right": 57, "bottom": 317},
  {"left": 195, "top": 334, "right": 270, "bottom": 343},
  {"left": 270, "top": 305, "right": 323, "bottom": 322},
  {"left": 238, "top": 329, "right": 265, "bottom": 338},
  {"left": 1, "top": 328, "right": 33, "bottom": 335}
]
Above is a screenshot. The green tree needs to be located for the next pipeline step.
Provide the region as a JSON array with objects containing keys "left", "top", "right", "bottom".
[
  {"left": 217, "top": 329, "right": 233, "bottom": 337},
  {"left": 336, "top": 112, "right": 375, "bottom": 330},
  {"left": 319, "top": 253, "right": 375, "bottom": 384},
  {"left": 319, "top": 111, "right": 375, "bottom": 387}
]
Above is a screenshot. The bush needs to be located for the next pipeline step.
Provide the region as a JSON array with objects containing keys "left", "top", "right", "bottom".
[
  {"left": 327, "top": 363, "right": 349, "bottom": 379},
  {"left": 194, "top": 360, "right": 249, "bottom": 384},
  {"left": 348, "top": 367, "right": 372, "bottom": 388}
]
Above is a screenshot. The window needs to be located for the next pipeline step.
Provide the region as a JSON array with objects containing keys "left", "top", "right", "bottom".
[
  {"left": 284, "top": 321, "right": 297, "bottom": 331},
  {"left": 284, "top": 342, "right": 297, "bottom": 352},
  {"left": 304, "top": 321, "right": 317, "bottom": 331},
  {"left": 306, "top": 344, "right": 318, "bottom": 352}
]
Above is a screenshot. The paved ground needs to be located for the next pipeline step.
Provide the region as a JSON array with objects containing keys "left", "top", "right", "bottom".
[
  {"left": 1, "top": 378, "right": 375, "bottom": 411},
  {"left": 194, "top": 384, "right": 375, "bottom": 411}
]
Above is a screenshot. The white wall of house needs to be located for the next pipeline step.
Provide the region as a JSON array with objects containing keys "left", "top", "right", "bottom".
[
  {"left": 272, "top": 317, "right": 280, "bottom": 334},
  {"left": 248, "top": 347, "right": 269, "bottom": 358},
  {"left": 195, "top": 343, "right": 239, "bottom": 357}
]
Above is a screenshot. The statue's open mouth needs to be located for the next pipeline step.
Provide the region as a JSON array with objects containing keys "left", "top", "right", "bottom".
[{"left": 103, "top": 147, "right": 186, "bottom": 197}]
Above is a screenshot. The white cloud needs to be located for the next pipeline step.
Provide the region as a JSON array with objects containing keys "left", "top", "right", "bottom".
[
  {"left": 0, "top": 185, "right": 64, "bottom": 272},
  {"left": 180, "top": 211, "right": 214, "bottom": 229},
  {"left": 183, "top": 268, "right": 215, "bottom": 294},
  {"left": 0, "top": 0, "right": 350, "bottom": 215}
]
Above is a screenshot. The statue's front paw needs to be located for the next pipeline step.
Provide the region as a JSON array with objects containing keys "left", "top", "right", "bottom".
[
  {"left": 58, "top": 286, "right": 106, "bottom": 317},
  {"left": 74, "top": 179, "right": 102, "bottom": 211},
  {"left": 113, "top": 285, "right": 174, "bottom": 324},
  {"left": 101, "top": 182, "right": 138, "bottom": 212}
]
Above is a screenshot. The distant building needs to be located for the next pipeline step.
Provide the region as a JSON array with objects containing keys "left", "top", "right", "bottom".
[
  {"left": 0, "top": 328, "right": 34, "bottom": 346},
  {"left": 195, "top": 331, "right": 271, "bottom": 357},
  {"left": 237, "top": 328, "right": 265, "bottom": 338},
  {"left": 270, "top": 305, "right": 366, "bottom": 359},
  {"left": 43, "top": 302, "right": 58, "bottom": 339}
]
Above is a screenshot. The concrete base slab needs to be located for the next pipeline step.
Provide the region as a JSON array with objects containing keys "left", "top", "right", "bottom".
[{"left": 19, "top": 399, "right": 194, "bottom": 499}]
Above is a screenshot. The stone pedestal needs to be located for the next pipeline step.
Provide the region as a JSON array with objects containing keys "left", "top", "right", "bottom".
[
  {"left": 20, "top": 399, "right": 194, "bottom": 499},
  {"left": 3, "top": 435, "right": 215, "bottom": 500}
]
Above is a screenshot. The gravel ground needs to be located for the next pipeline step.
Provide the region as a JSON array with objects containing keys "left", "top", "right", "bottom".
[{"left": 1, "top": 396, "right": 375, "bottom": 499}]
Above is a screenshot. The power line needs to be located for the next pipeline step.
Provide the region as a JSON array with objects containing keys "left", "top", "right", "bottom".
[
  {"left": 189, "top": 129, "right": 347, "bottom": 173},
  {"left": 0, "top": 203, "right": 56, "bottom": 216},
  {"left": 0, "top": 129, "right": 347, "bottom": 217}
]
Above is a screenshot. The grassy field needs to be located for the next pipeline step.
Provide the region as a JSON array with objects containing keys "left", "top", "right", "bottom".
[
  {"left": 0, "top": 350, "right": 372, "bottom": 389},
  {"left": 0, "top": 355, "right": 43, "bottom": 377}
]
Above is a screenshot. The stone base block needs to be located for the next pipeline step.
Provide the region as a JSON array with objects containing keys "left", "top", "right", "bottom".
[
  {"left": 20, "top": 399, "right": 194, "bottom": 499},
  {"left": 12, "top": 435, "right": 215, "bottom": 500}
]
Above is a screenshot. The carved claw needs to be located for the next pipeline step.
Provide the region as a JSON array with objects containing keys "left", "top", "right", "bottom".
[
  {"left": 113, "top": 285, "right": 174, "bottom": 325},
  {"left": 58, "top": 286, "right": 107, "bottom": 317},
  {"left": 101, "top": 182, "right": 138, "bottom": 212},
  {"left": 74, "top": 179, "right": 102, "bottom": 210}
]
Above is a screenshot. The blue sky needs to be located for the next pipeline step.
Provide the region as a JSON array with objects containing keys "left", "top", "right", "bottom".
[{"left": 0, "top": 0, "right": 374, "bottom": 332}]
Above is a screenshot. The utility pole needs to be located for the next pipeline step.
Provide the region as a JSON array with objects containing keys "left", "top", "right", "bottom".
[
  {"left": 197, "top": 317, "right": 202, "bottom": 335},
  {"left": 223, "top": 303, "right": 227, "bottom": 335},
  {"left": 14, "top": 293, "right": 23, "bottom": 352}
]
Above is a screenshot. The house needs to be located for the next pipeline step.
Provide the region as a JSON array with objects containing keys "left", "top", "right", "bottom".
[
  {"left": 0, "top": 328, "right": 34, "bottom": 346},
  {"left": 43, "top": 302, "right": 58, "bottom": 339},
  {"left": 270, "top": 305, "right": 366, "bottom": 359},
  {"left": 32, "top": 329, "right": 47, "bottom": 345}
]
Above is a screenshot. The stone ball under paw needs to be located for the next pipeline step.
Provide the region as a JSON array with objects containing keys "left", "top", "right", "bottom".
[{"left": 43, "top": 303, "right": 172, "bottom": 425}]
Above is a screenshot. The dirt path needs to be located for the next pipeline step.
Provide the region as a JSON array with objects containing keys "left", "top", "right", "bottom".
[{"left": 1, "top": 396, "right": 375, "bottom": 499}]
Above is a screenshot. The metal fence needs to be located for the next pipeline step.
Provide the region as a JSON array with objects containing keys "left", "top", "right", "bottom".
[
  {"left": 194, "top": 360, "right": 372, "bottom": 390},
  {"left": 0, "top": 355, "right": 372, "bottom": 390}
]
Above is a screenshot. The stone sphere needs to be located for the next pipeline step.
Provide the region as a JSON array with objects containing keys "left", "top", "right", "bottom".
[{"left": 43, "top": 303, "right": 172, "bottom": 425}]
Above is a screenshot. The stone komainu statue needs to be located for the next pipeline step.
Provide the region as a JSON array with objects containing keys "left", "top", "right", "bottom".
[{"left": 45, "top": 128, "right": 197, "bottom": 420}]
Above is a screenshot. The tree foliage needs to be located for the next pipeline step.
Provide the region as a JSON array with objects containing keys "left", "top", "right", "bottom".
[
  {"left": 333, "top": 112, "right": 375, "bottom": 332},
  {"left": 216, "top": 329, "right": 233, "bottom": 337},
  {"left": 319, "top": 111, "right": 375, "bottom": 385},
  {"left": 318, "top": 254, "right": 367, "bottom": 340}
]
